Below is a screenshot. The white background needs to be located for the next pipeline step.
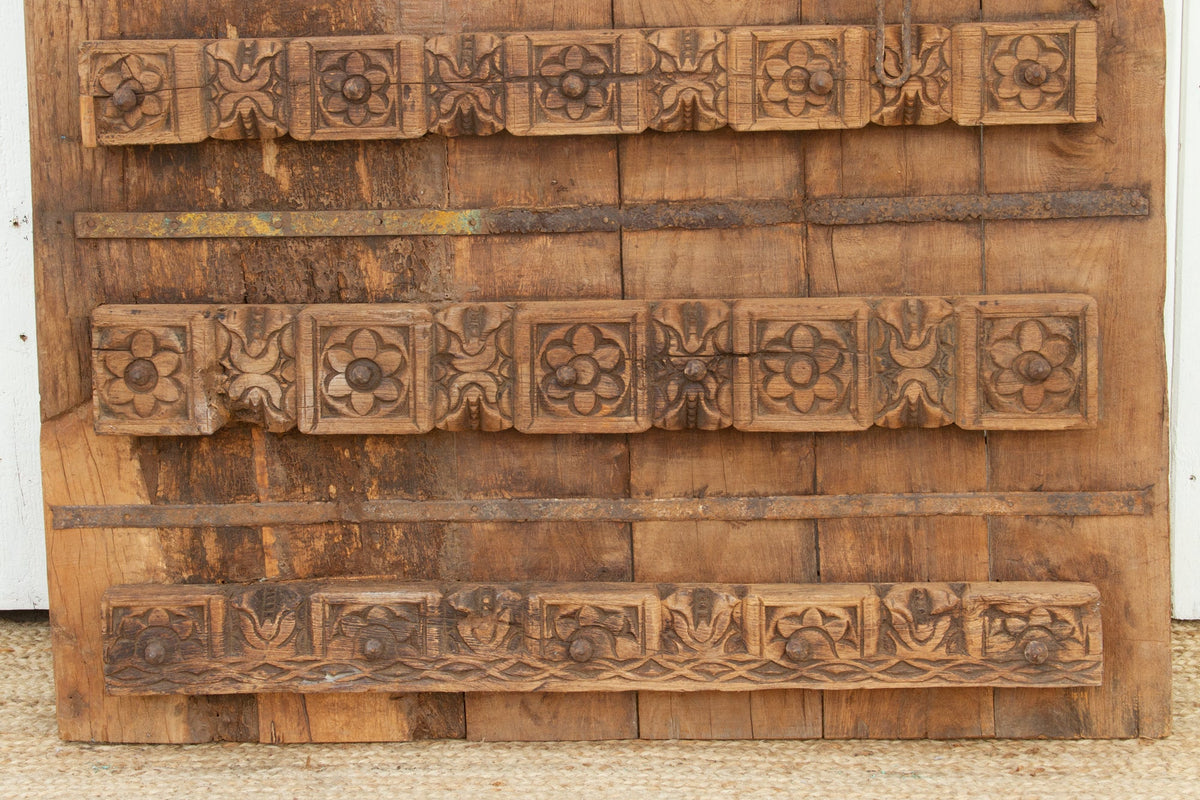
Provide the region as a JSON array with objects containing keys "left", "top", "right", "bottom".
[{"left": 2, "top": 5, "right": 1197, "bottom": 615}]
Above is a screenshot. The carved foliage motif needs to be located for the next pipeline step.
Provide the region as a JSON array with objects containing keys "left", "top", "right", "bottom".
[
  {"left": 90, "top": 50, "right": 174, "bottom": 137},
  {"left": 650, "top": 301, "right": 733, "bottom": 430},
  {"left": 981, "top": 316, "right": 1081, "bottom": 416},
  {"left": 204, "top": 40, "right": 288, "bottom": 139},
  {"left": 871, "top": 25, "right": 952, "bottom": 125},
  {"left": 425, "top": 34, "right": 506, "bottom": 136},
  {"left": 871, "top": 298, "right": 956, "bottom": 428},
  {"left": 987, "top": 32, "right": 1072, "bottom": 114},
  {"left": 214, "top": 307, "right": 296, "bottom": 431},
  {"left": 103, "top": 581, "right": 1104, "bottom": 694},
  {"left": 645, "top": 28, "right": 727, "bottom": 132},
  {"left": 433, "top": 304, "right": 513, "bottom": 431}
]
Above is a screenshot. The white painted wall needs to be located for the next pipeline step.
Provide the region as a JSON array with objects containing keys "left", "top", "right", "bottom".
[
  {"left": 1169, "top": 0, "right": 1200, "bottom": 618},
  {"left": 0, "top": 6, "right": 1194, "bottom": 614},
  {"left": 0, "top": 2, "right": 45, "bottom": 609}
]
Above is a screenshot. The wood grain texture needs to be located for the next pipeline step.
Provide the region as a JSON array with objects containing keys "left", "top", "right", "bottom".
[
  {"left": 90, "top": 295, "right": 1101, "bottom": 435},
  {"left": 76, "top": 21, "right": 1098, "bottom": 145},
  {"left": 101, "top": 579, "right": 1104, "bottom": 694}
]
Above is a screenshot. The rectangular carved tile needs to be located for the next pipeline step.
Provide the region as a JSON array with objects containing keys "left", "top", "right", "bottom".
[
  {"left": 102, "top": 580, "right": 1104, "bottom": 694},
  {"left": 952, "top": 21, "right": 1097, "bottom": 126},
  {"left": 433, "top": 304, "right": 515, "bottom": 431},
  {"left": 870, "top": 297, "right": 956, "bottom": 428},
  {"left": 311, "top": 586, "right": 442, "bottom": 661},
  {"left": 203, "top": 39, "right": 289, "bottom": 140},
  {"left": 744, "top": 585, "right": 879, "bottom": 662},
  {"left": 956, "top": 295, "right": 1098, "bottom": 430},
  {"left": 425, "top": 33, "right": 507, "bottom": 136},
  {"left": 210, "top": 305, "right": 298, "bottom": 432},
  {"left": 732, "top": 299, "right": 871, "bottom": 431},
  {"left": 727, "top": 27, "right": 869, "bottom": 131},
  {"left": 649, "top": 301, "right": 733, "bottom": 430},
  {"left": 514, "top": 301, "right": 649, "bottom": 433},
  {"left": 296, "top": 305, "right": 433, "bottom": 434},
  {"left": 644, "top": 28, "right": 728, "bottom": 132},
  {"left": 287, "top": 36, "right": 425, "bottom": 140},
  {"left": 528, "top": 587, "right": 663, "bottom": 661},
  {"left": 79, "top": 40, "right": 206, "bottom": 146},
  {"left": 505, "top": 31, "right": 646, "bottom": 136},
  {"left": 92, "top": 306, "right": 225, "bottom": 436},
  {"left": 871, "top": 25, "right": 952, "bottom": 126},
  {"left": 963, "top": 582, "right": 1102, "bottom": 672}
]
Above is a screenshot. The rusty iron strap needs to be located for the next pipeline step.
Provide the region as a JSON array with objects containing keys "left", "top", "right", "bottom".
[
  {"left": 73, "top": 190, "right": 1149, "bottom": 239},
  {"left": 52, "top": 490, "right": 1152, "bottom": 529}
]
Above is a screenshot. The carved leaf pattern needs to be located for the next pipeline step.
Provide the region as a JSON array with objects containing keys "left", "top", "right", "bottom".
[
  {"left": 871, "top": 25, "right": 952, "bottom": 125},
  {"left": 661, "top": 588, "right": 742, "bottom": 655},
  {"left": 871, "top": 298, "right": 955, "bottom": 428},
  {"left": 446, "top": 587, "right": 523, "bottom": 655},
  {"left": 646, "top": 28, "right": 727, "bottom": 131},
  {"left": 433, "top": 305, "right": 513, "bottom": 431},
  {"left": 216, "top": 309, "right": 296, "bottom": 431},
  {"left": 204, "top": 40, "right": 287, "bottom": 139},
  {"left": 232, "top": 586, "right": 302, "bottom": 652},
  {"left": 651, "top": 301, "right": 732, "bottom": 430},
  {"left": 425, "top": 34, "right": 505, "bottom": 136},
  {"left": 881, "top": 585, "right": 962, "bottom": 656}
]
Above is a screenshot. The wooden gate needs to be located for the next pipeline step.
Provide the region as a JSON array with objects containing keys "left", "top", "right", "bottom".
[{"left": 32, "top": 0, "right": 1170, "bottom": 741}]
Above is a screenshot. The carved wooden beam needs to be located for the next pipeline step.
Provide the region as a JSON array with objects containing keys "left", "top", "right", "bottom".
[
  {"left": 102, "top": 580, "right": 1103, "bottom": 694},
  {"left": 91, "top": 295, "right": 1099, "bottom": 435},
  {"left": 79, "top": 21, "right": 1097, "bottom": 145}
]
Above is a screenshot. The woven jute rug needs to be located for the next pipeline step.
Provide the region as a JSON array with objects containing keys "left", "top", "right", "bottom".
[{"left": 1, "top": 615, "right": 1196, "bottom": 800}]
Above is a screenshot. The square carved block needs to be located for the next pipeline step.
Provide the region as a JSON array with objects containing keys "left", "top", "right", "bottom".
[
  {"left": 505, "top": 31, "right": 646, "bottom": 135},
  {"left": 433, "top": 303, "right": 515, "bottom": 432},
  {"left": 203, "top": 39, "right": 290, "bottom": 140},
  {"left": 727, "top": 26, "right": 869, "bottom": 131},
  {"left": 527, "top": 587, "right": 663, "bottom": 661},
  {"left": 103, "top": 586, "right": 227, "bottom": 671},
  {"left": 210, "top": 305, "right": 299, "bottom": 432},
  {"left": 287, "top": 36, "right": 425, "bottom": 140},
  {"left": 425, "top": 33, "right": 507, "bottom": 136},
  {"left": 952, "top": 21, "right": 1097, "bottom": 125},
  {"left": 311, "top": 586, "right": 442, "bottom": 661},
  {"left": 957, "top": 295, "right": 1098, "bottom": 430},
  {"left": 297, "top": 305, "right": 433, "bottom": 434},
  {"left": 962, "top": 582, "right": 1102, "bottom": 668},
  {"left": 744, "top": 585, "right": 879, "bottom": 662},
  {"left": 733, "top": 299, "right": 871, "bottom": 431},
  {"left": 649, "top": 300, "right": 733, "bottom": 430},
  {"left": 79, "top": 41, "right": 206, "bottom": 146},
  {"left": 514, "top": 301, "right": 649, "bottom": 434},
  {"left": 644, "top": 28, "right": 728, "bottom": 132},
  {"left": 869, "top": 297, "right": 957, "bottom": 428},
  {"left": 92, "top": 306, "right": 224, "bottom": 436},
  {"left": 871, "top": 25, "right": 953, "bottom": 126}
]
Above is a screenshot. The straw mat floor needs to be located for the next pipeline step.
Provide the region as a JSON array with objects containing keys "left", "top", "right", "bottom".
[{"left": 1, "top": 614, "right": 1196, "bottom": 799}]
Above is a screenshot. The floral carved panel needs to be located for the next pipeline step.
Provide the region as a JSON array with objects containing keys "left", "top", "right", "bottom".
[
  {"left": 102, "top": 580, "right": 1104, "bottom": 694},
  {"left": 870, "top": 298, "right": 956, "bottom": 428},
  {"left": 212, "top": 305, "right": 298, "bottom": 432},
  {"left": 203, "top": 39, "right": 288, "bottom": 140},
  {"left": 649, "top": 301, "right": 733, "bottom": 430},
  {"left": 871, "top": 25, "right": 953, "bottom": 126},
  {"left": 645, "top": 28, "right": 728, "bottom": 132},
  {"left": 433, "top": 304, "right": 515, "bottom": 432},
  {"left": 425, "top": 33, "right": 506, "bottom": 136},
  {"left": 80, "top": 41, "right": 206, "bottom": 145}
]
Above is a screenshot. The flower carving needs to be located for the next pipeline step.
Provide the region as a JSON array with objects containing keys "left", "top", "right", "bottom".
[
  {"left": 332, "top": 604, "right": 422, "bottom": 661},
  {"left": 990, "top": 34, "right": 1069, "bottom": 112},
  {"left": 987, "top": 318, "right": 1078, "bottom": 413},
  {"left": 662, "top": 588, "right": 741, "bottom": 655},
  {"left": 539, "top": 323, "right": 628, "bottom": 417},
  {"left": 95, "top": 53, "right": 170, "bottom": 133},
  {"left": 322, "top": 327, "right": 409, "bottom": 417},
  {"left": 99, "top": 329, "right": 186, "bottom": 419},
  {"left": 548, "top": 605, "right": 642, "bottom": 662},
  {"left": 759, "top": 323, "right": 848, "bottom": 414},
  {"left": 760, "top": 40, "right": 837, "bottom": 118},
  {"left": 233, "top": 586, "right": 301, "bottom": 652},
  {"left": 773, "top": 606, "right": 856, "bottom": 662},
  {"left": 108, "top": 607, "right": 205, "bottom": 667},
  {"left": 318, "top": 49, "right": 395, "bottom": 128},
  {"left": 538, "top": 44, "right": 612, "bottom": 122}
]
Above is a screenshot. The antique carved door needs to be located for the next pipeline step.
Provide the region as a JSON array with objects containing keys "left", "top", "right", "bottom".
[{"left": 34, "top": 0, "right": 1170, "bottom": 742}]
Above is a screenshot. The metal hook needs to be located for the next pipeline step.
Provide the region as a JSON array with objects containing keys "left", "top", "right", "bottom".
[{"left": 875, "top": 0, "right": 914, "bottom": 88}]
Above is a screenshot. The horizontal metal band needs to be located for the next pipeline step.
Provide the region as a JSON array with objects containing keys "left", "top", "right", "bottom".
[
  {"left": 73, "top": 191, "right": 1149, "bottom": 239},
  {"left": 90, "top": 295, "right": 1100, "bottom": 435},
  {"left": 52, "top": 490, "right": 1151, "bottom": 529},
  {"left": 79, "top": 21, "right": 1097, "bottom": 146},
  {"left": 101, "top": 579, "right": 1103, "bottom": 694}
]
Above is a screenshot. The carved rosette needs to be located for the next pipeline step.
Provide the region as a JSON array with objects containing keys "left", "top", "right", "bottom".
[
  {"left": 102, "top": 580, "right": 1104, "bottom": 694},
  {"left": 90, "top": 51, "right": 174, "bottom": 137},
  {"left": 204, "top": 39, "right": 288, "bottom": 139},
  {"left": 645, "top": 28, "right": 728, "bottom": 132},
  {"left": 871, "top": 298, "right": 956, "bottom": 428},
  {"left": 871, "top": 25, "right": 953, "bottom": 126},
  {"left": 988, "top": 33, "right": 1071, "bottom": 115},
  {"left": 734, "top": 300, "right": 871, "bottom": 431},
  {"left": 425, "top": 33, "right": 506, "bottom": 136},
  {"left": 214, "top": 306, "right": 297, "bottom": 432},
  {"left": 297, "top": 306, "right": 432, "bottom": 434},
  {"left": 515, "top": 303, "right": 648, "bottom": 433},
  {"left": 650, "top": 301, "right": 733, "bottom": 430},
  {"left": 433, "top": 304, "right": 514, "bottom": 432}
]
